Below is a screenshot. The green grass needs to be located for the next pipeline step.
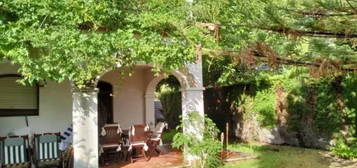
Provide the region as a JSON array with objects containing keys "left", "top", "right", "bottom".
[{"left": 223, "top": 143, "right": 332, "bottom": 168}]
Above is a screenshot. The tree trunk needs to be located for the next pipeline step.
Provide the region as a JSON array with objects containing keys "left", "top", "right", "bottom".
[
  {"left": 333, "top": 76, "right": 350, "bottom": 138},
  {"left": 275, "top": 85, "right": 288, "bottom": 126}
]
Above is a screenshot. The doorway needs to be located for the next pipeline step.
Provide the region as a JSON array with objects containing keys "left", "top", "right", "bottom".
[{"left": 97, "top": 81, "right": 114, "bottom": 130}]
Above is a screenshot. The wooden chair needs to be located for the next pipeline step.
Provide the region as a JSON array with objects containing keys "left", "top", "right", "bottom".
[
  {"left": 0, "top": 136, "right": 31, "bottom": 168},
  {"left": 99, "top": 124, "right": 123, "bottom": 164},
  {"left": 61, "top": 146, "right": 73, "bottom": 168},
  {"left": 148, "top": 122, "right": 168, "bottom": 156},
  {"left": 33, "top": 133, "right": 62, "bottom": 168},
  {"left": 128, "top": 125, "right": 151, "bottom": 163}
]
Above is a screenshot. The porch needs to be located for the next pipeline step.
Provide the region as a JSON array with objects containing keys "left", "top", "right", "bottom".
[
  {"left": 101, "top": 151, "right": 183, "bottom": 168},
  {"left": 71, "top": 60, "right": 205, "bottom": 168},
  {"left": 0, "top": 58, "right": 204, "bottom": 168}
]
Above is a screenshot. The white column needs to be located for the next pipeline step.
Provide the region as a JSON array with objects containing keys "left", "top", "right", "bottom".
[
  {"left": 182, "top": 45, "right": 204, "bottom": 118},
  {"left": 181, "top": 87, "right": 205, "bottom": 148},
  {"left": 181, "top": 87, "right": 205, "bottom": 165},
  {"left": 145, "top": 93, "right": 156, "bottom": 126},
  {"left": 181, "top": 45, "right": 205, "bottom": 165},
  {"left": 72, "top": 89, "right": 99, "bottom": 168},
  {"left": 182, "top": 88, "right": 205, "bottom": 118}
]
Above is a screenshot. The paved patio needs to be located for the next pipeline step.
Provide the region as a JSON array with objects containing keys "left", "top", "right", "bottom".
[{"left": 101, "top": 151, "right": 183, "bottom": 168}]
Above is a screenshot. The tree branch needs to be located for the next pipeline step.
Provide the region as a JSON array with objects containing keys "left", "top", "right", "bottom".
[
  {"left": 230, "top": 24, "right": 357, "bottom": 39},
  {"left": 261, "top": 26, "right": 357, "bottom": 38},
  {"left": 346, "top": 0, "right": 356, "bottom": 11},
  {"left": 203, "top": 48, "right": 357, "bottom": 71},
  {"left": 278, "top": 7, "right": 356, "bottom": 17}
]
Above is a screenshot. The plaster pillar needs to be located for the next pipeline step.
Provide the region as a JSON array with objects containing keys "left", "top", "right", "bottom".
[
  {"left": 181, "top": 87, "right": 205, "bottom": 137},
  {"left": 145, "top": 93, "right": 156, "bottom": 126},
  {"left": 181, "top": 46, "right": 204, "bottom": 119},
  {"left": 182, "top": 88, "right": 205, "bottom": 118},
  {"left": 181, "top": 46, "right": 205, "bottom": 165},
  {"left": 181, "top": 87, "right": 205, "bottom": 165},
  {"left": 72, "top": 88, "right": 99, "bottom": 168}
]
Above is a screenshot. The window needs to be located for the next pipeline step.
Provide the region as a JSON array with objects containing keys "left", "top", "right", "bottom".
[{"left": 0, "top": 74, "right": 39, "bottom": 116}]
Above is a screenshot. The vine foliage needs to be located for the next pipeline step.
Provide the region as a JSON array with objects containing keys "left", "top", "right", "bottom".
[{"left": 172, "top": 112, "right": 222, "bottom": 168}]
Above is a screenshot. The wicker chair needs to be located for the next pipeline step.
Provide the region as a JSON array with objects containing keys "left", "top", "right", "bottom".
[
  {"left": 148, "top": 122, "right": 168, "bottom": 156},
  {"left": 99, "top": 124, "right": 123, "bottom": 164},
  {"left": 33, "top": 133, "right": 62, "bottom": 168},
  {"left": 0, "top": 136, "right": 31, "bottom": 168},
  {"left": 128, "top": 125, "right": 151, "bottom": 163}
]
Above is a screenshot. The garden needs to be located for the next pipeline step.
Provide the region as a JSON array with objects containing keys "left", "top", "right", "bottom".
[{"left": 1, "top": 0, "right": 357, "bottom": 168}]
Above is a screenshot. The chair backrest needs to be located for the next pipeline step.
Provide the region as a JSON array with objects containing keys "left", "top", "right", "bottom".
[
  {"left": 129, "top": 125, "right": 148, "bottom": 143},
  {"left": 33, "top": 133, "right": 61, "bottom": 161},
  {"left": 100, "top": 124, "right": 122, "bottom": 145},
  {"left": 154, "top": 122, "right": 168, "bottom": 134},
  {"left": 0, "top": 136, "right": 29, "bottom": 165}
]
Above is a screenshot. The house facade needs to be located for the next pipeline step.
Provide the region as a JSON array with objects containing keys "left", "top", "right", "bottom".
[
  {"left": 0, "top": 57, "right": 205, "bottom": 167},
  {"left": 0, "top": 63, "right": 161, "bottom": 136},
  {"left": 0, "top": 62, "right": 72, "bottom": 136}
]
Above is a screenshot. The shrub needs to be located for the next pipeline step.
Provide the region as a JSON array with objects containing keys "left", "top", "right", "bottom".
[
  {"left": 172, "top": 111, "right": 222, "bottom": 168},
  {"left": 252, "top": 88, "right": 276, "bottom": 128},
  {"left": 157, "top": 83, "right": 182, "bottom": 129},
  {"left": 331, "top": 137, "right": 357, "bottom": 159},
  {"left": 162, "top": 129, "right": 179, "bottom": 143}
]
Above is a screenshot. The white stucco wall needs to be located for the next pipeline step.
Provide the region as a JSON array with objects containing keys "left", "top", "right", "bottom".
[
  {"left": 0, "top": 62, "right": 72, "bottom": 136},
  {"left": 0, "top": 63, "right": 159, "bottom": 136},
  {"left": 99, "top": 67, "right": 155, "bottom": 130}
]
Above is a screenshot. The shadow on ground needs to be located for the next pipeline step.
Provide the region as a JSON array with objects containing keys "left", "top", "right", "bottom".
[
  {"left": 224, "top": 143, "right": 357, "bottom": 168},
  {"left": 100, "top": 151, "right": 183, "bottom": 168}
]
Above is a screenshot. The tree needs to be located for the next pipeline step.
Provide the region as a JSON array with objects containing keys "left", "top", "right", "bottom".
[
  {"left": 0, "top": 0, "right": 215, "bottom": 88},
  {"left": 189, "top": 0, "right": 357, "bottom": 158},
  {"left": 0, "top": 2, "right": 216, "bottom": 167},
  {"left": 184, "top": 0, "right": 357, "bottom": 85}
]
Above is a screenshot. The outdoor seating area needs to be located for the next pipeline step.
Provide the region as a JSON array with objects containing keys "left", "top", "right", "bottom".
[
  {"left": 0, "top": 133, "right": 61, "bottom": 168},
  {"left": 0, "top": 122, "right": 168, "bottom": 168},
  {"left": 99, "top": 122, "right": 168, "bottom": 166}
]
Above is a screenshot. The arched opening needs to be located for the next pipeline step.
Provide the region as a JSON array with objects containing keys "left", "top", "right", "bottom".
[
  {"left": 143, "top": 73, "right": 186, "bottom": 149},
  {"left": 95, "top": 65, "right": 190, "bottom": 166},
  {"left": 97, "top": 81, "right": 114, "bottom": 129},
  {"left": 73, "top": 63, "right": 203, "bottom": 168},
  {"left": 154, "top": 75, "right": 182, "bottom": 129},
  {"left": 96, "top": 65, "right": 189, "bottom": 130}
]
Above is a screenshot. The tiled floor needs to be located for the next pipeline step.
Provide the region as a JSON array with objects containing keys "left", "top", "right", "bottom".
[{"left": 101, "top": 151, "right": 183, "bottom": 168}]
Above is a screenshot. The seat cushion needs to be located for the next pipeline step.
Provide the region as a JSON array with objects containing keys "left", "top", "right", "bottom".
[
  {"left": 130, "top": 141, "right": 146, "bottom": 146},
  {"left": 101, "top": 143, "right": 120, "bottom": 148},
  {"left": 150, "top": 138, "right": 161, "bottom": 141}
]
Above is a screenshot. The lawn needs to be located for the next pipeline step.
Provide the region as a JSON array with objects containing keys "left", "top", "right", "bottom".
[{"left": 223, "top": 143, "right": 355, "bottom": 168}]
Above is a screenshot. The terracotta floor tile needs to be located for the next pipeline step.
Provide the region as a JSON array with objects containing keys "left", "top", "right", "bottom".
[{"left": 101, "top": 151, "right": 183, "bottom": 168}]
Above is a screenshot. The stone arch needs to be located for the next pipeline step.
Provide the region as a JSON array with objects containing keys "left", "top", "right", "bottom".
[
  {"left": 144, "top": 70, "right": 189, "bottom": 97},
  {"left": 144, "top": 70, "right": 189, "bottom": 125},
  {"left": 94, "top": 63, "right": 192, "bottom": 126}
]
